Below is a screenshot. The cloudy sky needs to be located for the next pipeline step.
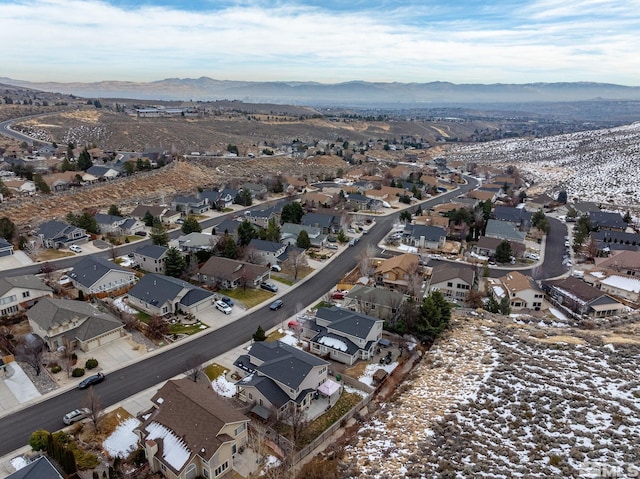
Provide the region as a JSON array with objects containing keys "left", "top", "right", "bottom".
[{"left": 2, "top": 0, "right": 639, "bottom": 85}]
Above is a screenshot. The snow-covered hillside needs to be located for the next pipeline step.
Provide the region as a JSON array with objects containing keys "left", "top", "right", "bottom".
[{"left": 444, "top": 122, "right": 640, "bottom": 207}]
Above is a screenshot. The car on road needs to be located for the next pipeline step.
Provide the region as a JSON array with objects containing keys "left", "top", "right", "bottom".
[
  {"left": 78, "top": 372, "right": 105, "bottom": 389},
  {"left": 348, "top": 238, "right": 359, "bottom": 246},
  {"left": 270, "top": 299, "right": 284, "bottom": 310},
  {"left": 69, "top": 245, "right": 82, "bottom": 253},
  {"left": 260, "top": 282, "right": 278, "bottom": 293},
  {"left": 63, "top": 408, "right": 91, "bottom": 425},
  {"left": 135, "top": 231, "right": 147, "bottom": 236},
  {"left": 215, "top": 300, "right": 232, "bottom": 315}
]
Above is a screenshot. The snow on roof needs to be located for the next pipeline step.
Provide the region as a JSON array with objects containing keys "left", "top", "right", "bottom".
[
  {"left": 397, "top": 244, "right": 418, "bottom": 253},
  {"left": 318, "top": 336, "right": 349, "bottom": 352},
  {"left": 145, "top": 422, "right": 190, "bottom": 471},
  {"left": 491, "top": 285, "right": 506, "bottom": 299},
  {"left": 590, "top": 271, "right": 606, "bottom": 278},
  {"left": 157, "top": 397, "right": 164, "bottom": 404},
  {"left": 601, "top": 275, "right": 640, "bottom": 293}
]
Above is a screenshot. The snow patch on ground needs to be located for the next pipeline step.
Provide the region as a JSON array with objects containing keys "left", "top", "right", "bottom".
[
  {"left": 103, "top": 417, "right": 141, "bottom": 458},
  {"left": 211, "top": 375, "right": 236, "bottom": 398},
  {"left": 10, "top": 456, "right": 27, "bottom": 471},
  {"left": 358, "top": 362, "right": 398, "bottom": 387},
  {"left": 114, "top": 296, "right": 137, "bottom": 314}
]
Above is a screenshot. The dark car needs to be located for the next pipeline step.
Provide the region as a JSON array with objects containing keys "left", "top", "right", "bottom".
[
  {"left": 78, "top": 372, "right": 105, "bottom": 389},
  {"left": 270, "top": 299, "right": 284, "bottom": 310},
  {"left": 220, "top": 296, "right": 234, "bottom": 307},
  {"left": 260, "top": 282, "right": 278, "bottom": 293},
  {"left": 135, "top": 231, "right": 147, "bottom": 236}
]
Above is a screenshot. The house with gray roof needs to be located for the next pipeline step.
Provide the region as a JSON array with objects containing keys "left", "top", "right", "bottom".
[
  {"left": 244, "top": 203, "right": 283, "bottom": 228},
  {"left": 177, "top": 232, "right": 217, "bottom": 253},
  {"left": 212, "top": 218, "right": 241, "bottom": 241},
  {"left": 240, "top": 182, "right": 268, "bottom": 199},
  {"left": 0, "top": 274, "right": 53, "bottom": 318},
  {"left": 402, "top": 224, "right": 446, "bottom": 250},
  {"left": 306, "top": 306, "right": 384, "bottom": 365},
  {"left": 36, "top": 220, "right": 88, "bottom": 249},
  {"left": 171, "top": 194, "right": 209, "bottom": 215},
  {"left": 485, "top": 219, "right": 527, "bottom": 243},
  {"left": 68, "top": 256, "right": 137, "bottom": 295},
  {"left": 27, "top": 297, "right": 125, "bottom": 352},
  {"left": 493, "top": 206, "right": 533, "bottom": 230},
  {"left": 130, "top": 205, "right": 181, "bottom": 225},
  {"left": 247, "top": 239, "right": 288, "bottom": 266},
  {"left": 342, "top": 285, "right": 407, "bottom": 322},
  {"left": 301, "top": 212, "right": 340, "bottom": 234},
  {"left": 200, "top": 187, "right": 238, "bottom": 210},
  {"left": 280, "top": 223, "right": 326, "bottom": 248},
  {"left": 197, "top": 256, "right": 269, "bottom": 290},
  {"left": 95, "top": 213, "right": 144, "bottom": 235},
  {"left": 0, "top": 237, "right": 13, "bottom": 257},
  {"left": 83, "top": 165, "right": 119, "bottom": 182},
  {"left": 234, "top": 341, "right": 330, "bottom": 413},
  {"left": 127, "top": 273, "right": 214, "bottom": 316},
  {"left": 134, "top": 244, "right": 168, "bottom": 273},
  {"left": 6, "top": 456, "right": 63, "bottom": 479},
  {"left": 588, "top": 211, "right": 628, "bottom": 231},
  {"left": 136, "top": 378, "right": 249, "bottom": 479}
]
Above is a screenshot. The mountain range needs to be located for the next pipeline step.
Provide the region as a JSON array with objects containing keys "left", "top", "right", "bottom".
[{"left": 2, "top": 77, "right": 640, "bottom": 106}]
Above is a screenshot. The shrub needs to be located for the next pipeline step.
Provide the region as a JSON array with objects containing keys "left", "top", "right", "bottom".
[
  {"left": 85, "top": 358, "right": 98, "bottom": 370},
  {"left": 71, "top": 352, "right": 78, "bottom": 360},
  {"left": 72, "top": 368, "right": 85, "bottom": 377},
  {"left": 51, "top": 364, "right": 62, "bottom": 374},
  {"left": 29, "top": 429, "right": 50, "bottom": 451}
]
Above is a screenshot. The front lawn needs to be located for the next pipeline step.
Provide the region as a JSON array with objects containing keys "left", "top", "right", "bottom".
[
  {"left": 37, "top": 249, "right": 74, "bottom": 261},
  {"left": 169, "top": 321, "right": 208, "bottom": 335},
  {"left": 272, "top": 275, "right": 294, "bottom": 286},
  {"left": 204, "top": 363, "right": 228, "bottom": 380},
  {"left": 220, "top": 288, "right": 274, "bottom": 309}
]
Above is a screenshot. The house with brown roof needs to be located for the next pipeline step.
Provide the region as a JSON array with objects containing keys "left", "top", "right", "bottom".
[
  {"left": 542, "top": 277, "right": 625, "bottom": 318},
  {"left": 413, "top": 212, "right": 450, "bottom": 229},
  {"left": 468, "top": 189, "right": 496, "bottom": 203},
  {"left": 282, "top": 175, "right": 308, "bottom": 193},
  {"left": 472, "top": 236, "right": 526, "bottom": 259},
  {"left": 301, "top": 191, "right": 333, "bottom": 209},
  {"left": 137, "top": 378, "right": 250, "bottom": 479},
  {"left": 374, "top": 253, "right": 419, "bottom": 291},
  {"left": 427, "top": 264, "right": 475, "bottom": 304},
  {"left": 197, "top": 256, "right": 269, "bottom": 290},
  {"left": 594, "top": 250, "right": 640, "bottom": 276},
  {"left": 488, "top": 271, "right": 544, "bottom": 311},
  {"left": 365, "top": 186, "right": 412, "bottom": 204},
  {"left": 43, "top": 171, "right": 80, "bottom": 191}
]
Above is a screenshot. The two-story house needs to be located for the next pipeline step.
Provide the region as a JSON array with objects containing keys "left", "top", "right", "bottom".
[
  {"left": 130, "top": 205, "right": 181, "bottom": 225},
  {"left": 68, "top": 256, "right": 137, "bottom": 296},
  {"left": 137, "top": 378, "right": 250, "bottom": 479},
  {"left": 0, "top": 275, "right": 53, "bottom": 317},
  {"left": 280, "top": 223, "right": 326, "bottom": 249},
  {"left": 27, "top": 297, "right": 125, "bottom": 352},
  {"left": 488, "top": 271, "right": 544, "bottom": 310},
  {"left": 307, "top": 306, "right": 384, "bottom": 365},
  {"left": 36, "top": 220, "right": 88, "bottom": 249},
  {"left": 246, "top": 239, "right": 288, "bottom": 267},
  {"left": 341, "top": 285, "right": 407, "bottom": 321},
  {"left": 402, "top": 224, "right": 447, "bottom": 250},
  {"left": 234, "top": 341, "right": 330, "bottom": 415},
  {"left": 171, "top": 195, "right": 209, "bottom": 215},
  {"left": 300, "top": 213, "right": 340, "bottom": 235},
  {"left": 427, "top": 264, "right": 475, "bottom": 304},
  {"left": 134, "top": 245, "right": 168, "bottom": 274},
  {"left": 374, "top": 253, "right": 419, "bottom": 292},
  {"left": 197, "top": 257, "right": 269, "bottom": 290},
  {"left": 542, "top": 276, "right": 625, "bottom": 318}
]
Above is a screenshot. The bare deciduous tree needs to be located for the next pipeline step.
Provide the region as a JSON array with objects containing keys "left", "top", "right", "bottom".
[
  {"left": 357, "top": 245, "right": 377, "bottom": 278},
  {"left": 146, "top": 315, "right": 169, "bottom": 340},
  {"left": 284, "top": 250, "right": 308, "bottom": 280},
  {"left": 184, "top": 354, "right": 205, "bottom": 382},
  {"left": 17, "top": 334, "right": 45, "bottom": 376},
  {"left": 84, "top": 386, "right": 104, "bottom": 431}
]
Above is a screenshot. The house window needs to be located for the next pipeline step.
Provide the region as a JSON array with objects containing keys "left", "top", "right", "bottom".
[
  {"left": 214, "top": 461, "right": 229, "bottom": 476},
  {"left": 22, "top": 291, "right": 30, "bottom": 298},
  {"left": 447, "top": 282, "right": 453, "bottom": 287},
  {"left": 248, "top": 393, "right": 253, "bottom": 400},
  {"left": 160, "top": 464, "right": 166, "bottom": 472},
  {"left": 234, "top": 423, "right": 246, "bottom": 436}
]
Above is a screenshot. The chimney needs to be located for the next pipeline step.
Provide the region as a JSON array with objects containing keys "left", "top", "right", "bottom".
[{"left": 145, "top": 440, "right": 158, "bottom": 470}]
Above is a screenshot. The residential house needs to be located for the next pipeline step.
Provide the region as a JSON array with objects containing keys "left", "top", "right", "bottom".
[
  {"left": 68, "top": 256, "right": 136, "bottom": 296},
  {"left": 301, "top": 191, "right": 333, "bottom": 209},
  {"left": 134, "top": 245, "right": 168, "bottom": 274},
  {"left": 127, "top": 273, "right": 214, "bottom": 316},
  {"left": 5, "top": 456, "right": 63, "bottom": 479},
  {"left": 0, "top": 274, "right": 53, "bottom": 317},
  {"left": 137, "top": 378, "right": 250, "bottom": 479},
  {"left": 542, "top": 277, "right": 625, "bottom": 318},
  {"left": 374, "top": 253, "right": 419, "bottom": 292},
  {"left": 492, "top": 206, "right": 533, "bottom": 230},
  {"left": 341, "top": 285, "right": 407, "bottom": 321},
  {"left": 197, "top": 257, "right": 269, "bottom": 290},
  {"left": 200, "top": 188, "right": 237, "bottom": 210},
  {"left": 307, "top": 306, "right": 384, "bottom": 365},
  {"left": 472, "top": 236, "right": 526, "bottom": 259},
  {"left": 594, "top": 250, "right": 640, "bottom": 276},
  {"left": 36, "top": 220, "right": 88, "bottom": 249},
  {"left": 234, "top": 340, "right": 330, "bottom": 413},
  {"left": 365, "top": 186, "right": 412, "bottom": 205},
  {"left": 402, "top": 224, "right": 447, "bottom": 250},
  {"left": 0, "top": 238, "right": 13, "bottom": 257},
  {"left": 572, "top": 202, "right": 600, "bottom": 216},
  {"left": 280, "top": 223, "right": 326, "bottom": 248},
  {"left": 212, "top": 219, "right": 241, "bottom": 242},
  {"left": 94, "top": 213, "right": 130, "bottom": 235},
  {"left": 244, "top": 203, "right": 282, "bottom": 228},
  {"left": 527, "top": 193, "right": 555, "bottom": 210},
  {"left": 27, "top": 297, "right": 125, "bottom": 351},
  {"left": 427, "top": 264, "right": 475, "bottom": 304},
  {"left": 485, "top": 219, "right": 527, "bottom": 244},
  {"left": 131, "top": 205, "right": 181, "bottom": 225},
  {"left": 591, "top": 230, "right": 640, "bottom": 254},
  {"left": 589, "top": 211, "right": 628, "bottom": 231},
  {"left": 177, "top": 232, "right": 217, "bottom": 253},
  {"left": 282, "top": 175, "right": 307, "bottom": 193},
  {"left": 467, "top": 189, "right": 496, "bottom": 203},
  {"left": 246, "top": 239, "right": 287, "bottom": 266},
  {"left": 413, "top": 212, "right": 450, "bottom": 229},
  {"left": 83, "top": 165, "right": 119, "bottom": 182},
  {"left": 171, "top": 195, "right": 209, "bottom": 215},
  {"left": 301, "top": 213, "right": 340, "bottom": 235},
  {"left": 346, "top": 193, "right": 373, "bottom": 210},
  {"left": 240, "top": 182, "right": 268, "bottom": 199},
  {"left": 4, "top": 179, "right": 36, "bottom": 196},
  {"left": 488, "top": 271, "right": 544, "bottom": 310},
  {"left": 583, "top": 268, "right": 640, "bottom": 307},
  {"left": 43, "top": 171, "right": 80, "bottom": 192}
]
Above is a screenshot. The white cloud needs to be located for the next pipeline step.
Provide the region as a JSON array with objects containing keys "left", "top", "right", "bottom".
[{"left": 1, "top": 0, "right": 639, "bottom": 84}]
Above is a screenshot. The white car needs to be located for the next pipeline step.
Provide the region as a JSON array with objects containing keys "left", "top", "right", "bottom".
[
  {"left": 63, "top": 408, "right": 91, "bottom": 425},
  {"left": 215, "top": 300, "right": 232, "bottom": 315},
  {"left": 271, "top": 264, "right": 282, "bottom": 272},
  {"left": 69, "top": 245, "right": 82, "bottom": 253}
]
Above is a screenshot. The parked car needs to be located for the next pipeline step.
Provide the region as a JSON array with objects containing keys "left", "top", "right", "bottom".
[
  {"left": 260, "top": 282, "right": 278, "bottom": 293},
  {"left": 69, "top": 245, "right": 82, "bottom": 253},
  {"left": 220, "top": 296, "right": 234, "bottom": 307},
  {"left": 215, "top": 300, "right": 232, "bottom": 315},
  {"left": 270, "top": 299, "right": 284, "bottom": 310},
  {"left": 326, "top": 243, "right": 338, "bottom": 250},
  {"left": 348, "top": 238, "right": 358, "bottom": 246},
  {"left": 176, "top": 218, "right": 185, "bottom": 224},
  {"left": 78, "top": 372, "right": 105, "bottom": 389},
  {"left": 331, "top": 291, "right": 346, "bottom": 300},
  {"left": 135, "top": 231, "right": 147, "bottom": 236},
  {"left": 63, "top": 408, "right": 91, "bottom": 425},
  {"left": 270, "top": 264, "right": 282, "bottom": 272}
]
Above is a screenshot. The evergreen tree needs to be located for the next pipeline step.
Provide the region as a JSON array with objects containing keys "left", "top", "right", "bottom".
[
  {"left": 0, "top": 216, "right": 16, "bottom": 241},
  {"left": 165, "top": 247, "right": 186, "bottom": 277},
  {"left": 223, "top": 236, "right": 238, "bottom": 259},
  {"left": 181, "top": 215, "right": 202, "bottom": 234},
  {"left": 237, "top": 219, "right": 256, "bottom": 246},
  {"left": 107, "top": 204, "right": 122, "bottom": 217},
  {"left": 143, "top": 210, "right": 155, "bottom": 227},
  {"left": 150, "top": 218, "right": 169, "bottom": 246},
  {"left": 77, "top": 147, "right": 93, "bottom": 171},
  {"left": 33, "top": 174, "right": 50, "bottom": 194},
  {"left": 265, "top": 217, "right": 281, "bottom": 242},
  {"left": 253, "top": 325, "right": 266, "bottom": 342},
  {"left": 495, "top": 240, "right": 513, "bottom": 263},
  {"left": 234, "top": 188, "right": 252, "bottom": 206},
  {"left": 499, "top": 296, "right": 512, "bottom": 315},
  {"left": 280, "top": 202, "right": 304, "bottom": 224},
  {"left": 296, "top": 230, "right": 311, "bottom": 249}
]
